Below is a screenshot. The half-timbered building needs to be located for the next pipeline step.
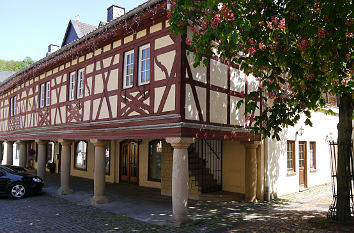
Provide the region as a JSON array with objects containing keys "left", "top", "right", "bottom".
[{"left": 0, "top": 0, "right": 340, "bottom": 224}]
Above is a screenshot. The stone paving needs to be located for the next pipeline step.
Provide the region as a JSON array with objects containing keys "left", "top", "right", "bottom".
[{"left": 0, "top": 178, "right": 353, "bottom": 232}]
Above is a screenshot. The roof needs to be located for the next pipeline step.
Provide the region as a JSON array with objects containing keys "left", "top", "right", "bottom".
[
  {"left": 0, "top": 70, "right": 14, "bottom": 83},
  {"left": 61, "top": 20, "right": 97, "bottom": 47},
  {"left": 0, "top": 0, "right": 163, "bottom": 90}
]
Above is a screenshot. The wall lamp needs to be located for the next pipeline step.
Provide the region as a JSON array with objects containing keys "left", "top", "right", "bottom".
[{"left": 296, "top": 126, "right": 304, "bottom": 136}]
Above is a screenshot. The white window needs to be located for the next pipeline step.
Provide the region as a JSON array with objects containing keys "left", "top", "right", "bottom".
[
  {"left": 45, "top": 82, "right": 51, "bottom": 106},
  {"left": 77, "top": 69, "right": 84, "bottom": 99},
  {"left": 69, "top": 72, "right": 76, "bottom": 101},
  {"left": 40, "top": 83, "right": 45, "bottom": 108},
  {"left": 10, "top": 97, "right": 13, "bottom": 116},
  {"left": 13, "top": 96, "right": 16, "bottom": 116},
  {"left": 123, "top": 50, "right": 134, "bottom": 89},
  {"left": 139, "top": 44, "right": 150, "bottom": 85}
]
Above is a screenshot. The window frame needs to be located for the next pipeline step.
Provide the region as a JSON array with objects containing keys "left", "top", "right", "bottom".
[
  {"left": 148, "top": 140, "right": 162, "bottom": 182},
  {"left": 40, "top": 83, "right": 45, "bottom": 108},
  {"left": 123, "top": 49, "right": 134, "bottom": 89},
  {"left": 77, "top": 68, "right": 84, "bottom": 99},
  {"left": 69, "top": 71, "right": 76, "bottom": 101},
  {"left": 9, "top": 96, "right": 17, "bottom": 117},
  {"left": 309, "top": 141, "right": 316, "bottom": 170},
  {"left": 74, "top": 140, "right": 88, "bottom": 171},
  {"left": 46, "top": 81, "right": 51, "bottom": 106},
  {"left": 138, "top": 43, "right": 151, "bottom": 86},
  {"left": 287, "top": 140, "right": 296, "bottom": 172}
]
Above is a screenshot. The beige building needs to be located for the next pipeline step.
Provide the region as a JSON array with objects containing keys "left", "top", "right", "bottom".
[{"left": 0, "top": 0, "right": 340, "bottom": 225}]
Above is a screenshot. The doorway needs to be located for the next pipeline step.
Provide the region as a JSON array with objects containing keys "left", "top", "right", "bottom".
[
  {"left": 120, "top": 141, "right": 138, "bottom": 184},
  {"left": 298, "top": 141, "right": 307, "bottom": 188}
]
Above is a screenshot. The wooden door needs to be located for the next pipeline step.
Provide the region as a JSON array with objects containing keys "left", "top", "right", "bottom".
[
  {"left": 298, "top": 142, "right": 307, "bottom": 188},
  {"left": 120, "top": 141, "right": 138, "bottom": 184}
]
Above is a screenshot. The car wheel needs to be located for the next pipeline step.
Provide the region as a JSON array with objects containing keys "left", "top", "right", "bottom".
[{"left": 9, "top": 183, "right": 27, "bottom": 198}]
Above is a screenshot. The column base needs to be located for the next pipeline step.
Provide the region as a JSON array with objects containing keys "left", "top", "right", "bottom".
[
  {"left": 57, "top": 187, "right": 73, "bottom": 195},
  {"left": 166, "top": 215, "right": 191, "bottom": 227},
  {"left": 90, "top": 195, "right": 109, "bottom": 205}
]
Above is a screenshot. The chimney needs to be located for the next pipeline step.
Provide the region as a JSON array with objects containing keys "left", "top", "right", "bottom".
[
  {"left": 107, "top": 5, "right": 125, "bottom": 22},
  {"left": 46, "top": 44, "right": 59, "bottom": 56}
]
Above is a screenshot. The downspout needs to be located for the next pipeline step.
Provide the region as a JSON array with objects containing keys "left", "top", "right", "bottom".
[
  {"left": 264, "top": 137, "right": 271, "bottom": 201},
  {"left": 167, "top": 0, "right": 171, "bottom": 10}
]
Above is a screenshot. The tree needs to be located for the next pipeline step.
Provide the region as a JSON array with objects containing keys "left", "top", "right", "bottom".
[
  {"left": 0, "top": 57, "right": 34, "bottom": 72},
  {"left": 169, "top": 0, "right": 353, "bottom": 222}
]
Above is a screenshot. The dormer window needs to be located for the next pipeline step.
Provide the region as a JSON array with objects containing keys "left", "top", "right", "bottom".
[{"left": 123, "top": 50, "right": 134, "bottom": 89}]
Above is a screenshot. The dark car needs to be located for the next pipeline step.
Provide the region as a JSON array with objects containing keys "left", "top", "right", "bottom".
[{"left": 0, "top": 165, "right": 44, "bottom": 198}]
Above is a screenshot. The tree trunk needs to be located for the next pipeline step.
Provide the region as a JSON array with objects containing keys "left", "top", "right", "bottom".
[{"left": 336, "top": 91, "right": 353, "bottom": 222}]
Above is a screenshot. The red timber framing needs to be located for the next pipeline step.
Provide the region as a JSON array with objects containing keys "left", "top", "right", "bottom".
[{"left": 0, "top": 0, "right": 260, "bottom": 142}]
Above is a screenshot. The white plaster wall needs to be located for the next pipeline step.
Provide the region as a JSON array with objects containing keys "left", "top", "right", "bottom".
[{"left": 268, "top": 111, "right": 338, "bottom": 196}]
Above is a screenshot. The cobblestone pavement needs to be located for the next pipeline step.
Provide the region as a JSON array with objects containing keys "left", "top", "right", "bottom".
[{"left": 0, "top": 183, "right": 353, "bottom": 232}]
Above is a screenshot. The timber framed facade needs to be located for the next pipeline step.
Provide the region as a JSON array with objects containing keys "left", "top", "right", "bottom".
[{"left": 0, "top": 0, "right": 339, "bottom": 225}]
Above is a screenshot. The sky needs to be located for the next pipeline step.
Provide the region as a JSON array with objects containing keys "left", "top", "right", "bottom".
[{"left": 0, "top": 0, "right": 147, "bottom": 62}]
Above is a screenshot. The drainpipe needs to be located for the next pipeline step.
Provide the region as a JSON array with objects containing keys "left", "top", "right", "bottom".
[
  {"left": 167, "top": 0, "right": 172, "bottom": 10},
  {"left": 264, "top": 137, "right": 271, "bottom": 201}
]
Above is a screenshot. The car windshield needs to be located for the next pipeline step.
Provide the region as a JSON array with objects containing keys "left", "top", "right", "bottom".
[{"left": 0, "top": 165, "right": 16, "bottom": 174}]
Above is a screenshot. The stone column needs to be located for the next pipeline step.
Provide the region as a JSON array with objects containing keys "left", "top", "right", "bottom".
[
  {"left": 36, "top": 140, "right": 48, "bottom": 179},
  {"left": 256, "top": 143, "right": 264, "bottom": 201},
  {"left": 90, "top": 139, "right": 109, "bottom": 205},
  {"left": 18, "top": 141, "right": 27, "bottom": 168},
  {"left": 166, "top": 137, "right": 194, "bottom": 225},
  {"left": 58, "top": 139, "right": 73, "bottom": 195},
  {"left": 244, "top": 142, "right": 260, "bottom": 202},
  {"left": 6, "top": 141, "right": 14, "bottom": 165}
]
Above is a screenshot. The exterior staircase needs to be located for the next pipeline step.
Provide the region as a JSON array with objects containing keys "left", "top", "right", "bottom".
[{"left": 188, "top": 149, "right": 220, "bottom": 194}]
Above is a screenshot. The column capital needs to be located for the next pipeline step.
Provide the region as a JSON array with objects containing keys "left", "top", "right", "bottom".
[
  {"left": 16, "top": 140, "right": 29, "bottom": 145},
  {"left": 166, "top": 137, "right": 195, "bottom": 149},
  {"left": 5, "top": 140, "right": 15, "bottom": 144},
  {"left": 35, "top": 140, "right": 49, "bottom": 145},
  {"left": 58, "top": 139, "right": 73, "bottom": 146},
  {"left": 242, "top": 141, "right": 260, "bottom": 149},
  {"left": 90, "top": 139, "right": 108, "bottom": 147}
]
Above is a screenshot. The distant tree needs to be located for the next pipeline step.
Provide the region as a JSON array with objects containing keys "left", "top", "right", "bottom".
[
  {"left": 169, "top": 0, "right": 353, "bottom": 222},
  {"left": 0, "top": 57, "right": 34, "bottom": 72}
]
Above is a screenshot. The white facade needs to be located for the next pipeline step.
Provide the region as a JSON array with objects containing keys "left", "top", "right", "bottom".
[{"left": 267, "top": 110, "right": 338, "bottom": 197}]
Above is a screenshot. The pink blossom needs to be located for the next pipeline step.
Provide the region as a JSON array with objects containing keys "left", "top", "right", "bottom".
[
  {"left": 297, "top": 39, "right": 308, "bottom": 52},
  {"left": 185, "top": 38, "right": 195, "bottom": 45},
  {"left": 346, "top": 53, "right": 351, "bottom": 61},
  {"left": 271, "top": 16, "right": 278, "bottom": 25},
  {"left": 347, "top": 32, "right": 353, "bottom": 38},
  {"left": 306, "top": 74, "right": 315, "bottom": 80},
  {"left": 266, "top": 21, "right": 273, "bottom": 29},
  {"left": 221, "top": 5, "right": 235, "bottom": 21},
  {"left": 171, "top": 0, "right": 176, "bottom": 9},
  {"left": 259, "top": 43, "right": 266, "bottom": 50},
  {"left": 211, "top": 14, "right": 221, "bottom": 29},
  {"left": 346, "top": 17, "right": 353, "bottom": 26},
  {"left": 278, "top": 18, "right": 285, "bottom": 30},
  {"left": 248, "top": 47, "right": 256, "bottom": 55},
  {"left": 342, "top": 76, "right": 351, "bottom": 85},
  {"left": 249, "top": 38, "right": 256, "bottom": 46},
  {"left": 166, "top": 9, "right": 172, "bottom": 19},
  {"left": 318, "top": 27, "right": 325, "bottom": 39},
  {"left": 199, "top": 20, "right": 207, "bottom": 31}
]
